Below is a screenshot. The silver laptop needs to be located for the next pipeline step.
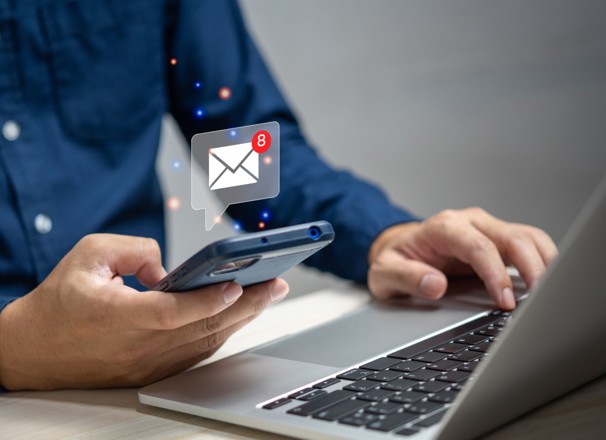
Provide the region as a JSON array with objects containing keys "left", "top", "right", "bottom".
[{"left": 139, "top": 175, "right": 606, "bottom": 440}]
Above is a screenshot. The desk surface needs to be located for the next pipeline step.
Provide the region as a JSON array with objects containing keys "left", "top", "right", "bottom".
[{"left": 1, "top": 287, "right": 605, "bottom": 439}]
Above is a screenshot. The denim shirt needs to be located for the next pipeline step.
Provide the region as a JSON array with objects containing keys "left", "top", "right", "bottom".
[{"left": 0, "top": 0, "right": 416, "bottom": 311}]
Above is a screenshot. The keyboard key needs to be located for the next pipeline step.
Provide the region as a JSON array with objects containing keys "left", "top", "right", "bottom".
[
  {"left": 387, "top": 314, "right": 502, "bottom": 361},
  {"left": 360, "top": 357, "right": 401, "bottom": 371},
  {"left": 298, "top": 390, "right": 327, "bottom": 401},
  {"left": 339, "top": 411, "right": 379, "bottom": 427},
  {"left": 413, "top": 381, "right": 449, "bottom": 393},
  {"left": 313, "top": 378, "right": 341, "bottom": 389},
  {"left": 289, "top": 388, "right": 314, "bottom": 399},
  {"left": 413, "top": 408, "right": 448, "bottom": 428},
  {"left": 391, "top": 360, "right": 427, "bottom": 372},
  {"left": 389, "top": 390, "right": 426, "bottom": 404},
  {"left": 287, "top": 390, "right": 356, "bottom": 416},
  {"left": 367, "top": 411, "right": 419, "bottom": 432},
  {"left": 400, "top": 369, "right": 441, "bottom": 381},
  {"left": 337, "top": 369, "right": 373, "bottom": 381},
  {"left": 451, "top": 383, "right": 466, "bottom": 392},
  {"left": 436, "top": 370, "right": 471, "bottom": 383},
  {"left": 494, "top": 318, "right": 510, "bottom": 327},
  {"left": 448, "top": 350, "right": 483, "bottom": 362},
  {"left": 475, "top": 327, "right": 500, "bottom": 337},
  {"left": 366, "top": 401, "right": 402, "bottom": 415},
  {"left": 407, "top": 400, "right": 444, "bottom": 415},
  {"left": 429, "top": 390, "right": 459, "bottom": 404},
  {"left": 459, "top": 361, "right": 480, "bottom": 372},
  {"left": 313, "top": 398, "right": 370, "bottom": 421},
  {"left": 381, "top": 378, "right": 419, "bottom": 391},
  {"left": 426, "top": 359, "right": 464, "bottom": 371},
  {"left": 263, "top": 397, "right": 292, "bottom": 409},
  {"left": 395, "top": 427, "right": 420, "bottom": 436},
  {"left": 366, "top": 370, "right": 402, "bottom": 382},
  {"left": 344, "top": 380, "right": 379, "bottom": 392},
  {"left": 455, "top": 334, "right": 487, "bottom": 345},
  {"left": 412, "top": 351, "right": 447, "bottom": 363},
  {"left": 469, "top": 341, "right": 492, "bottom": 353},
  {"left": 357, "top": 388, "right": 395, "bottom": 402},
  {"left": 435, "top": 343, "right": 468, "bottom": 354}
]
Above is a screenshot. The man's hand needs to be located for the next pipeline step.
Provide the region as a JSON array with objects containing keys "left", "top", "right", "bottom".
[
  {"left": 0, "top": 234, "right": 289, "bottom": 390},
  {"left": 368, "top": 208, "right": 557, "bottom": 310}
]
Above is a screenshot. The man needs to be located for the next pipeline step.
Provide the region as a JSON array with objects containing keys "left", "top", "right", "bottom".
[{"left": 0, "top": 0, "right": 556, "bottom": 390}]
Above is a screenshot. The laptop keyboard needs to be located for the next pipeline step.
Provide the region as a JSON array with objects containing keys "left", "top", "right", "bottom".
[{"left": 261, "top": 310, "right": 512, "bottom": 436}]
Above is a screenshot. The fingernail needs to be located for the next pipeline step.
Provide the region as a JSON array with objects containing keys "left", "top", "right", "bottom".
[
  {"left": 270, "top": 281, "right": 289, "bottom": 303},
  {"left": 501, "top": 287, "right": 515, "bottom": 310},
  {"left": 223, "top": 282, "right": 243, "bottom": 304},
  {"left": 419, "top": 273, "right": 443, "bottom": 298}
]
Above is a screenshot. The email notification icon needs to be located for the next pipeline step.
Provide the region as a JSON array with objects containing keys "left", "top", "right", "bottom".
[{"left": 208, "top": 142, "right": 259, "bottom": 191}]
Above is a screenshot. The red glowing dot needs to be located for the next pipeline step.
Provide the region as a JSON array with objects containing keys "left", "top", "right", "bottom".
[
  {"left": 170, "top": 58, "right": 177, "bottom": 66},
  {"left": 214, "top": 215, "right": 223, "bottom": 224},
  {"left": 258, "top": 221, "right": 266, "bottom": 229},
  {"left": 263, "top": 156, "right": 273, "bottom": 165},
  {"left": 219, "top": 87, "right": 232, "bottom": 100},
  {"left": 167, "top": 197, "right": 181, "bottom": 211}
]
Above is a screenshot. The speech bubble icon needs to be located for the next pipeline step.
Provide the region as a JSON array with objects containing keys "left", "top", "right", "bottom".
[{"left": 191, "top": 122, "right": 280, "bottom": 231}]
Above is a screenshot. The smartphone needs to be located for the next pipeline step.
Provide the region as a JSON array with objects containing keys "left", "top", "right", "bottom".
[{"left": 153, "top": 221, "right": 334, "bottom": 292}]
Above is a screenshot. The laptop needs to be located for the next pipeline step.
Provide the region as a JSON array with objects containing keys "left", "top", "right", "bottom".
[{"left": 139, "top": 175, "right": 606, "bottom": 439}]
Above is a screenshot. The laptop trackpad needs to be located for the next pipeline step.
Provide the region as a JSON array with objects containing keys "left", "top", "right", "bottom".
[{"left": 252, "top": 295, "right": 489, "bottom": 368}]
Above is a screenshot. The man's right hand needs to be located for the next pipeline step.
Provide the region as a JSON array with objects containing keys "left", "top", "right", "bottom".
[{"left": 0, "top": 234, "right": 289, "bottom": 390}]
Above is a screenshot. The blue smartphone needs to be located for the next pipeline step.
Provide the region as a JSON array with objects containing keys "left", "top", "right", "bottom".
[{"left": 153, "top": 221, "right": 334, "bottom": 292}]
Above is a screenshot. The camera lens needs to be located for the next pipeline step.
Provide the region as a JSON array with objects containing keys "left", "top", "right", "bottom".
[{"left": 308, "top": 226, "right": 321, "bottom": 240}]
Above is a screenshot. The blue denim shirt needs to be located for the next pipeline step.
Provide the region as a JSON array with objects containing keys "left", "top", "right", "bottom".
[{"left": 0, "top": 0, "right": 416, "bottom": 311}]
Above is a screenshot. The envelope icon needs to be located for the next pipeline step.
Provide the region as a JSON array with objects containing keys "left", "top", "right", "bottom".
[{"left": 208, "top": 142, "right": 259, "bottom": 191}]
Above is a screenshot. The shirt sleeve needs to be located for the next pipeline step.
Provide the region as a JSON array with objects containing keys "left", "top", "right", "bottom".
[{"left": 166, "top": 0, "right": 419, "bottom": 283}]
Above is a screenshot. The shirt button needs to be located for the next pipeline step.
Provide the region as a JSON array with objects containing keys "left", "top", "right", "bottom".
[
  {"left": 2, "top": 120, "right": 21, "bottom": 141},
  {"left": 34, "top": 214, "right": 53, "bottom": 235}
]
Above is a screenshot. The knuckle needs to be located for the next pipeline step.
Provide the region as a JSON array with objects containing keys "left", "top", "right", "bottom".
[
  {"left": 140, "top": 237, "right": 161, "bottom": 257},
  {"left": 78, "top": 233, "right": 105, "bottom": 253},
  {"left": 203, "top": 313, "right": 226, "bottom": 335},
  {"left": 200, "top": 331, "right": 223, "bottom": 352},
  {"left": 250, "top": 296, "right": 270, "bottom": 315},
  {"left": 469, "top": 234, "right": 494, "bottom": 256},
  {"left": 463, "top": 206, "right": 487, "bottom": 218}
]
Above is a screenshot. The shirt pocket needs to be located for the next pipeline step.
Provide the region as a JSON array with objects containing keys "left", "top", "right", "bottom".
[{"left": 40, "top": 0, "right": 166, "bottom": 144}]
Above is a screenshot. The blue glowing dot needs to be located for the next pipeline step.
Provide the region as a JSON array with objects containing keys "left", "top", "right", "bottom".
[
  {"left": 233, "top": 221, "right": 242, "bottom": 232},
  {"left": 194, "top": 81, "right": 202, "bottom": 89},
  {"left": 194, "top": 107, "right": 205, "bottom": 119},
  {"left": 260, "top": 209, "right": 271, "bottom": 221},
  {"left": 172, "top": 160, "right": 181, "bottom": 170},
  {"left": 229, "top": 129, "right": 238, "bottom": 138}
]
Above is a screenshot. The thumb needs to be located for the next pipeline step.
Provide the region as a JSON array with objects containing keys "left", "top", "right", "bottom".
[
  {"left": 79, "top": 234, "right": 167, "bottom": 288},
  {"left": 368, "top": 249, "right": 448, "bottom": 301}
]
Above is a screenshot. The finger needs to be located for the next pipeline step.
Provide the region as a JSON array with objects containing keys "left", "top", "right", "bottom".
[
  {"left": 80, "top": 234, "right": 167, "bottom": 288},
  {"left": 156, "top": 312, "right": 259, "bottom": 367},
  {"left": 368, "top": 248, "right": 448, "bottom": 300},
  {"left": 153, "top": 279, "right": 288, "bottom": 347},
  {"left": 138, "top": 313, "right": 264, "bottom": 385},
  {"left": 501, "top": 233, "right": 546, "bottom": 289},
  {"left": 117, "top": 281, "right": 244, "bottom": 330},
  {"left": 117, "top": 278, "right": 287, "bottom": 330},
  {"left": 436, "top": 221, "right": 515, "bottom": 310},
  {"left": 529, "top": 227, "right": 559, "bottom": 265}
]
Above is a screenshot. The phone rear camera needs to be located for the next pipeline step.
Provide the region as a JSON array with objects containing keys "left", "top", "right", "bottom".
[{"left": 308, "top": 226, "right": 321, "bottom": 240}]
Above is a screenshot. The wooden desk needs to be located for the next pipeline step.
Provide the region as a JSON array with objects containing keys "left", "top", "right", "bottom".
[{"left": 1, "top": 287, "right": 605, "bottom": 439}]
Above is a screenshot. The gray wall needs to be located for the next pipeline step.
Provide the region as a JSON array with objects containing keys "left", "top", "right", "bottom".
[{"left": 157, "top": 0, "right": 606, "bottom": 296}]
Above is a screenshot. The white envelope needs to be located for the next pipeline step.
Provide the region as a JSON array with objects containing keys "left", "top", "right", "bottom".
[{"left": 208, "top": 142, "right": 259, "bottom": 191}]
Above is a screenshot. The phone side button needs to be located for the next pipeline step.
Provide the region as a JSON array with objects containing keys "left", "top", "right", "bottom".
[{"left": 158, "top": 281, "right": 169, "bottom": 291}]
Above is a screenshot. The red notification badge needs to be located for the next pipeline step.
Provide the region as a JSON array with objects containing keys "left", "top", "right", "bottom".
[{"left": 252, "top": 130, "right": 272, "bottom": 154}]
